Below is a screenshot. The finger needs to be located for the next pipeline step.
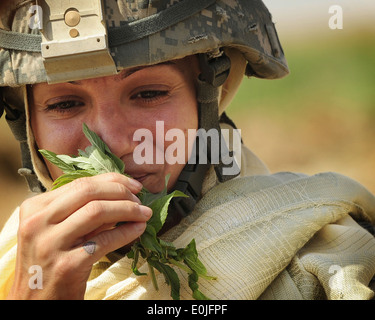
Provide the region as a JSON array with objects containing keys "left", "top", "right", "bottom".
[
  {"left": 19, "top": 173, "right": 143, "bottom": 222},
  {"left": 46, "top": 173, "right": 143, "bottom": 223},
  {"left": 61, "top": 172, "right": 143, "bottom": 194},
  {"left": 72, "top": 221, "right": 147, "bottom": 263},
  {"left": 57, "top": 200, "right": 152, "bottom": 247}
]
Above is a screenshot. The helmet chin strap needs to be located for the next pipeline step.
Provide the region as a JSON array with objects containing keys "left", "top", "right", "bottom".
[
  {"left": 1, "top": 88, "right": 45, "bottom": 194},
  {"left": 164, "top": 50, "right": 240, "bottom": 231}
]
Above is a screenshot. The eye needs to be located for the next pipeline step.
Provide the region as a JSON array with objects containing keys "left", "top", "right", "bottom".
[
  {"left": 130, "top": 90, "right": 169, "bottom": 103},
  {"left": 45, "top": 100, "right": 84, "bottom": 113}
]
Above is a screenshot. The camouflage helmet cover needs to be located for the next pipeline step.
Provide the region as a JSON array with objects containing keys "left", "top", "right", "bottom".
[{"left": 0, "top": 0, "right": 289, "bottom": 88}]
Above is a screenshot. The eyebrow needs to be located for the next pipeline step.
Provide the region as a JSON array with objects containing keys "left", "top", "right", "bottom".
[{"left": 68, "top": 61, "right": 176, "bottom": 85}]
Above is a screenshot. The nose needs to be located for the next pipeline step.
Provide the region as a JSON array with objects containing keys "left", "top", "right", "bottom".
[{"left": 85, "top": 97, "right": 137, "bottom": 160}]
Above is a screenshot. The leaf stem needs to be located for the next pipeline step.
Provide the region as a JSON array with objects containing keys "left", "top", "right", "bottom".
[
  {"left": 168, "top": 259, "right": 217, "bottom": 280},
  {"left": 200, "top": 274, "right": 217, "bottom": 281},
  {"left": 148, "top": 262, "right": 159, "bottom": 291},
  {"left": 145, "top": 249, "right": 159, "bottom": 291},
  {"left": 168, "top": 259, "right": 193, "bottom": 275}
]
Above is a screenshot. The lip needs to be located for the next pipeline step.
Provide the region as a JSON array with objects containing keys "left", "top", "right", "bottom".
[
  {"left": 134, "top": 174, "right": 148, "bottom": 183},
  {"left": 124, "top": 165, "right": 163, "bottom": 191},
  {"left": 128, "top": 171, "right": 150, "bottom": 182}
]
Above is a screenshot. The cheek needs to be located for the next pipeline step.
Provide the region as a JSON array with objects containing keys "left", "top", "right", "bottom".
[
  {"left": 30, "top": 115, "right": 84, "bottom": 179},
  {"left": 166, "top": 163, "right": 186, "bottom": 191},
  {"left": 161, "top": 93, "right": 198, "bottom": 154},
  {"left": 165, "top": 85, "right": 198, "bottom": 132},
  {"left": 162, "top": 99, "right": 198, "bottom": 189},
  {"left": 32, "top": 118, "right": 82, "bottom": 154}
]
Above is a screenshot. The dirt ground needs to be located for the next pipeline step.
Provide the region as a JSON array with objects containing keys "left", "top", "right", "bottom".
[{"left": 233, "top": 106, "right": 375, "bottom": 195}]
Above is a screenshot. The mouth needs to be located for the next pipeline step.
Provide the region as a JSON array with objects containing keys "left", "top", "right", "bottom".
[
  {"left": 128, "top": 170, "right": 153, "bottom": 183},
  {"left": 124, "top": 164, "right": 166, "bottom": 193},
  {"left": 129, "top": 171, "right": 166, "bottom": 194},
  {"left": 133, "top": 174, "right": 149, "bottom": 183}
]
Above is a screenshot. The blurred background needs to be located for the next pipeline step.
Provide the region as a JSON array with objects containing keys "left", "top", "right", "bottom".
[
  {"left": 1, "top": 1, "right": 375, "bottom": 228},
  {"left": 230, "top": 0, "right": 375, "bottom": 193}
]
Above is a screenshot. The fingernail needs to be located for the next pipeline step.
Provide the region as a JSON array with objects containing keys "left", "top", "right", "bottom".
[
  {"left": 140, "top": 205, "right": 152, "bottom": 218},
  {"left": 132, "top": 194, "right": 141, "bottom": 204},
  {"left": 134, "top": 222, "right": 146, "bottom": 232},
  {"left": 129, "top": 178, "right": 143, "bottom": 190}
]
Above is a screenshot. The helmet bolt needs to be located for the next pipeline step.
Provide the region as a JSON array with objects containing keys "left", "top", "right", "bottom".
[
  {"left": 64, "top": 9, "right": 81, "bottom": 27},
  {"left": 69, "top": 28, "right": 79, "bottom": 38}
]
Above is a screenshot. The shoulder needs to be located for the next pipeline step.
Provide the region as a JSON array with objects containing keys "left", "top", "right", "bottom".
[{"left": 197, "top": 171, "right": 375, "bottom": 225}]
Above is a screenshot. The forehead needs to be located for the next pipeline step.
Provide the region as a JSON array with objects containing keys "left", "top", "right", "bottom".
[
  {"left": 114, "top": 61, "right": 177, "bottom": 81},
  {"left": 30, "top": 57, "right": 198, "bottom": 94},
  {"left": 65, "top": 61, "right": 177, "bottom": 85}
]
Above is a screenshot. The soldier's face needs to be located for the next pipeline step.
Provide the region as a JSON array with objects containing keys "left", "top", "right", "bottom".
[{"left": 28, "top": 56, "right": 199, "bottom": 193}]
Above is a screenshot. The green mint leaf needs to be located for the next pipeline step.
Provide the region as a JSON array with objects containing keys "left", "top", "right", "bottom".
[
  {"left": 188, "top": 271, "right": 210, "bottom": 300},
  {"left": 39, "top": 149, "right": 76, "bottom": 173},
  {"left": 147, "top": 190, "right": 188, "bottom": 233},
  {"left": 107, "top": 153, "right": 126, "bottom": 175},
  {"left": 148, "top": 259, "right": 181, "bottom": 300},
  {"left": 56, "top": 155, "right": 94, "bottom": 171},
  {"left": 138, "top": 174, "right": 169, "bottom": 206},
  {"left": 139, "top": 189, "right": 165, "bottom": 207},
  {"left": 78, "top": 146, "right": 93, "bottom": 158},
  {"left": 140, "top": 225, "right": 163, "bottom": 254},
  {"left": 52, "top": 170, "right": 97, "bottom": 189},
  {"left": 130, "top": 248, "right": 147, "bottom": 276},
  {"left": 159, "top": 239, "right": 178, "bottom": 259},
  {"left": 181, "top": 239, "right": 207, "bottom": 276},
  {"left": 82, "top": 122, "right": 108, "bottom": 154},
  {"left": 87, "top": 147, "right": 121, "bottom": 174},
  {"left": 82, "top": 123, "right": 125, "bottom": 173}
]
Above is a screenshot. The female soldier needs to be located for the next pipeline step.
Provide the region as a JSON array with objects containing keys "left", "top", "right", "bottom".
[{"left": 1, "top": 0, "right": 375, "bottom": 300}]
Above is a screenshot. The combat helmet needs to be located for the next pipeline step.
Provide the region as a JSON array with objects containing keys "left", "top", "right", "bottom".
[{"left": 0, "top": 0, "right": 289, "bottom": 218}]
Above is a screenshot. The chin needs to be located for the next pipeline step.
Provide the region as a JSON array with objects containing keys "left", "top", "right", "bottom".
[
  {"left": 142, "top": 172, "right": 178, "bottom": 194},
  {"left": 140, "top": 174, "right": 166, "bottom": 194}
]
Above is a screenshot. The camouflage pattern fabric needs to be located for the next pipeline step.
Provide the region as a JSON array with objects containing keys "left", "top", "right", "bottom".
[{"left": 0, "top": 0, "right": 289, "bottom": 87}]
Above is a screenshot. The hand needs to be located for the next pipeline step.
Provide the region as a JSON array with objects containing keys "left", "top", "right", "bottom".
[{"left": 7, "top": 173, "right": 152, "bottom": 300}]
